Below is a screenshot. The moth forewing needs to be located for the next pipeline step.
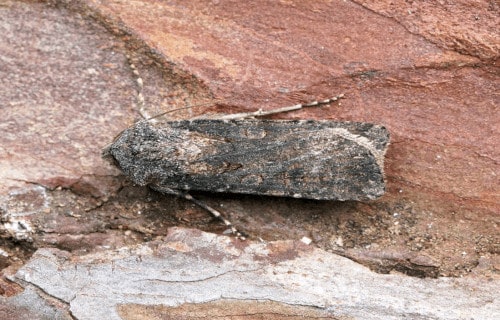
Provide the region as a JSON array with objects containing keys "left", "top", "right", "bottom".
[
  {"left": 107, "top": 119, "right": 389, "bottom": 201},
  {"left": 104, "top": 94, "right": 390, "bottom": 238}
]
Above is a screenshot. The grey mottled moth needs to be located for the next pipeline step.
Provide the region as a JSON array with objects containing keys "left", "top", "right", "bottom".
[{"left": 104, "top": 95, "right": 390, "bottom": 238}]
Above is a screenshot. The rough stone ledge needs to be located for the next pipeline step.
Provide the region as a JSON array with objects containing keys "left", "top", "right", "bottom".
[{"left": 11, "top": 228, "right": 499, "bottom": 320}]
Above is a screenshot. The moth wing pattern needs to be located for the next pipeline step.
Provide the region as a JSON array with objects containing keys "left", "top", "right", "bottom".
[{"left": 107, "top": 119, "right": 389, "bottom": 201}]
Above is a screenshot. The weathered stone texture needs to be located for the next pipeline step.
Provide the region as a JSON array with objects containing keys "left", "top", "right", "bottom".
[
  {"left": 0, "top": 0, "right": 498, "bottom": 317},
  {"left": 14, "top": 228, "right": 500, "bottom": 320}
]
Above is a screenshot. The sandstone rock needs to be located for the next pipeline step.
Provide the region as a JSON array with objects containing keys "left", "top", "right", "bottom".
[
  {"left": 0, "top": 3, "right": 498, "bottom": 318},
  {"left": 13, "top": 228, "right": 500, "bottom": 320}
]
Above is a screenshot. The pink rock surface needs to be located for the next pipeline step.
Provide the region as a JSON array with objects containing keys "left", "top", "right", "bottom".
[
  {"left": 355, "top": 0, "right": 500, "bottom": 60},
  {"left": 0, "top": 0, "right": 498, "bottom": 298},
  {"left": 68, "top": 0, "right": 498, "bottom": 276}
]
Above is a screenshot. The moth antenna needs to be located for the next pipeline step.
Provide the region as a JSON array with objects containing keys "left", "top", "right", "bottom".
[{"left": 214, "top": 93, "right": 345, "bottom": 120}]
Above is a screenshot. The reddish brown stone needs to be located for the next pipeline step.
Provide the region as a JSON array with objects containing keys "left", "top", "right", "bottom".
[
  {"left": 355, "top": 0, "right": 500, "bottom": 60},
  {"left": 117, "top": 300, "right": 338, "bottom": 320},
  {"left": 0, "top": 0, "right": 498, "bottom": 282},
  {"left": 65, "top": 0, "right": 497, "bottom": 277},
  {"left": 0, "top": 277, "right": 23, "bottom": 298}
]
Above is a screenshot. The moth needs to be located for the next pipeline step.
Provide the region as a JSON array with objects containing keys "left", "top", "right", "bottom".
[{"left": 104, "top": 95, "right": 390, "bottom": 238}]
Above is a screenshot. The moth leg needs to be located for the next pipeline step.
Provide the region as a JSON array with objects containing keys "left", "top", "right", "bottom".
[
  {"left": 151, "top": 185, "right": 246, "bottom": 240},
  {"left": 182, "top": 193, "right": 247, "bottom": 240},
  {"left": 214, "top": 93, "right": 345, "bottom": 120}
]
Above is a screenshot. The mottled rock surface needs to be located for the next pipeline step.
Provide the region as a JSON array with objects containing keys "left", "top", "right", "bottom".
[
  {"left": 0, "top": 286, "right": 72, "bottom": 320},
  {"left": 13, "top": 228, "right": 500, "bottom": 320},
  {"left": 0, "top": 0, "right": 498, "bottom": 318}
]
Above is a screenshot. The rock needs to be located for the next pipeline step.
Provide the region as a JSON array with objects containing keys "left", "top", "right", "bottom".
[
  {"left": 60, "top": 0, "right": 497, "bottom": 278},
  {"left": 0, "top": 286, "right": 72, "bottom": 320},
  {"left": 0, "top": 0, "right": 130, "bottom": 196},
  {"left": 355, "top": 0, "right": 500, "bottom": 60},
  {"left": 13, "top": 228, "right": 500, "bottom": 320},
  {"left": 0, "top": 0, "right": 498, "bottom": 308}
]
